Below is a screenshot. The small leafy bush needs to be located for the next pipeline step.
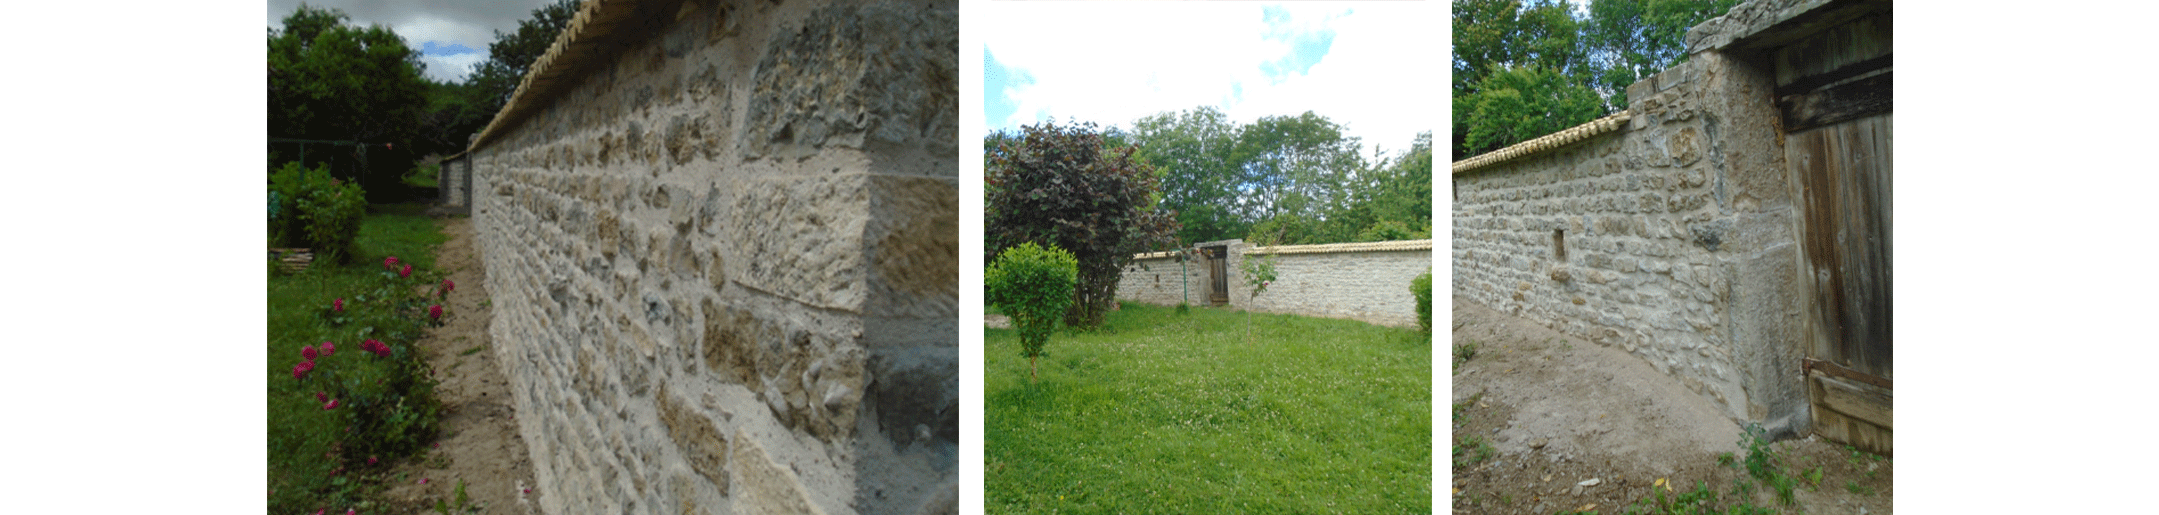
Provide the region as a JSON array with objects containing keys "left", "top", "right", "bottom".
[
  {"left": 271, "top": 161, "right": 368, "bottom": 263},
  {"left": 1412, "top": 268, "right": 1433, "bottom": 332},
  {"left": 986, "top": 242, "right": 1077, "bottom": 379},
  {"left": 403, "top": 162, "right": 441, "bottom": 188}
]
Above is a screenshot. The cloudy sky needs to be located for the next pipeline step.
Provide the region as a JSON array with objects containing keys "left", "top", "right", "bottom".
[
  {"left": 979, "top": 2, "right": 1438, "bottom": 155},
  {"left": 267, "top": 0, "right": 565, "bottom": 83}
]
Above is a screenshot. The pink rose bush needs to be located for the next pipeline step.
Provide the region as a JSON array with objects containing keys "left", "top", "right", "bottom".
[{"left": 275, "top": 252, "right": 453, "bottom": 508}]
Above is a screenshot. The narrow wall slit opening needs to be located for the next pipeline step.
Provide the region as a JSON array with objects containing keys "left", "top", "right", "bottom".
[{"left": 1554, "top": 229, "right": 1567, "bottom": 261}]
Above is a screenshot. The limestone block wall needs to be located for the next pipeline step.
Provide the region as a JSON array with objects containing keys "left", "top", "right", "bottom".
[
  {"left": 1452, "top": 46, "right": 1804, "bottom": 431},
  {"left": 466, "top": 0, "right": 957, "bottom": 514},
  {"left": 1117, "top": 239, "right": 1433, "bottom": 328}
]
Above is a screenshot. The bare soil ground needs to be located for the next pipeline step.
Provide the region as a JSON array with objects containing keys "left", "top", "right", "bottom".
[
  {"left": 376, "top": 217, "right": 542, "bottom": 514},
  {"left": 1451, "top": 296, "right": 1892, "bottom": 514}
]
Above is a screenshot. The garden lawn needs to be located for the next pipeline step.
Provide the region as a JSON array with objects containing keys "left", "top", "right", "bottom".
[
  {"left": 268, "top": 204, "right": 448, "bottom": 514},
  {"left": 986, "top": 302, "right": 1431, "bottom": 514}
]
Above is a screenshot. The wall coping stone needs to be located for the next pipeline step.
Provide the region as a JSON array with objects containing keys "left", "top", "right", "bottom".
[
  {"left": 1133, "top": 239, "right": 1430, "bottom": 260},
  {"left": 466, "top": 0, "right": 666, "bottom": 152},
  {"left": 1449, "top": 112, "right": 1631, "bottom": 176}
]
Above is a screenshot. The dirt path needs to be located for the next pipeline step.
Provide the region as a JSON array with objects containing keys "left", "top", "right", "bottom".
[
  {"left": 1451, "top": 296, "right": 1892, "bottom": 514},
  {"left": 377, "top": 217, "right": 542, "bottom": 514}
]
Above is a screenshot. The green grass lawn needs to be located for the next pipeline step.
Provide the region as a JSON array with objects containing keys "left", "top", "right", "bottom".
[
  {"left": 268, "top": 204, "right": 448, "bottom": 513},
  {"left": 986, "top": 302, "right": 1431, "bottom": 514}
]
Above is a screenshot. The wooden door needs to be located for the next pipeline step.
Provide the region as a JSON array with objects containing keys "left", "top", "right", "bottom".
[
  {"left": 1205, "top": 247, "right": 1229, "bottom": 305},
  {"left": 1778, "top": 10, "right": 1892, "bottom": 455}
]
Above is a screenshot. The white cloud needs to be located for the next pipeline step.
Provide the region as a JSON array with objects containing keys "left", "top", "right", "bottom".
[
  {"left": 420, "top": 52, "right": 489, "bottom": 83},
  {"left": 980, "top": 2, "right": 1436, "bottom": 152},
  {"left": 393, "top": 16, "right": 498, "bottom": 55}
]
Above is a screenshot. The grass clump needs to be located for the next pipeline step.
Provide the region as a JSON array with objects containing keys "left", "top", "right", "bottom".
[{"left": 986, "top": 302, "right": 1428, "bottom": 514}]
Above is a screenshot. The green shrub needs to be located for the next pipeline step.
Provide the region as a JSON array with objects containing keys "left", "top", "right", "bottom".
[
  {"left": 403, "top": 162, "right": 440, "bottom": 188},
  {"left": 986, "top": 242, "right": 1077, "bottom": 379},
  {"left": 1356, "top": 220, "right": 1419, "bottom": 242},
  {"left": 1411, "top": 268, "right": 1433, "bottom": 332},
  {"left": 271, "top": 161, "right": 368, "bottom": 263}
]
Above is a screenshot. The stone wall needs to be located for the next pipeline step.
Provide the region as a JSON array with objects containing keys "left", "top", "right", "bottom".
[
  {"left": 1116, "top": 239, "right": 1433, "bottom": 328},
  {"left": 466, "top": 0, "right": 957, "bottom": 514},
  {"left": 1451, "top": 4, "right": 1810, "bottom": 434}
]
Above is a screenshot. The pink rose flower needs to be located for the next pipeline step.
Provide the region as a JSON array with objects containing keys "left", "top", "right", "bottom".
[
  {"left": 293, "top": 360, "right": 315, "bottom": 379},
  {"left": 384, "top": 256, "right": 399, "bottom": 270},
  {"left": 367, "top": 456, "right": 378, "bottom": 465},
  {"left": 301, "top": 345, "right": 318, "bottom": 361},
  {"left": 315, "top": 391, "right": 327, "bottom": 403},
  {"left": 419, "top": 477, "right": 429, "bottom": 485},
  {"left": 441, "top": 279, "right": 455, "bottom": 297},
  {"left": 319, "top": 341, "right": 335, "bottom": 357},
  {"left": 333, "top": 298, "right": 344, "bottom": 312},
  {"left": 322, "top": 399, "right": 340, "bottom": 410},
  {"left": 429, "top": 304, "right": 443, "bottom": 320},
  {"left": 400, "top": 264, "right": 413, "bottom": 278}
]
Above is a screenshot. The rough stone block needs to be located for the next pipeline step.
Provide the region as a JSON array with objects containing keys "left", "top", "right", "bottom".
[
  {"left": 747, "top": 2, "right": 958, "bottom": 161},
  {"left": 725, "top": 175, "right": 871, "bottom": 311},
  {"left": 731, "top": 431, "right": 826, "bottom": 515}
]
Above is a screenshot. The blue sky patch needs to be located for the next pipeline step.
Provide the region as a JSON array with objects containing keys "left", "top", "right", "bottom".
[
  {"left": 1258, "top": 6, "right": 1336, "bottom": 84},
  {"left": 984, "top": 46, "right": 1032, "bottom": 132},
  {"left": 421, "top": 41, "right": 478, "bottom": 56}
]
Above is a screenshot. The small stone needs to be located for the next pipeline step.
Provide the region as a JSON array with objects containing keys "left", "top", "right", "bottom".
[
  {"left": 1577, "top": 478, "right": 1601, "bottom": 487},
  {"left": 1530, "top": 438, "right": 1548, "bottom": 450}
]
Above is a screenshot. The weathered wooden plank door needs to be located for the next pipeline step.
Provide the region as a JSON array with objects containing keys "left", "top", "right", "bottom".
[
  {"left": 1205, "top": 246, "right": 1229, "bottom": 306},
  {"left": 1778, "top": 10, "right": 1893, "bottom": 455}
]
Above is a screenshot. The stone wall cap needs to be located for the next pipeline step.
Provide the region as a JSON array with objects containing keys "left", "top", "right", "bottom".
[
  {"left": 1687, "top": 0, "right": 1886, "bottom": 54},
  {"left": 1134, "top": 239, "right": 1432, "bottom": 260},
  {"left": 1247, "top": 239, "right": 1432, "bottom": 255},
  {"left": 1450, "top": 112, "right": 1630, "bottom": 176},
  {"left": 466, "top": 0, "right": 660, "bottom": 153}
]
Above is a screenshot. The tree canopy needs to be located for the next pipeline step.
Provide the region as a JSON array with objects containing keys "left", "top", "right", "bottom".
[
  {"left": 985, "top": 121, "right": 1181, "bottom": 329},
  {"left": 466, "top": 0, "right": 580, "bottom": 123},
  {"left": 268, "top": 5, "right": 428, "bottom": 147},
  {"left": 1126, "top": 107, "right": 1429, "bottom": 247},
  {"left": 1451, "top": 0, "right": 1739, "bottom": 160}
]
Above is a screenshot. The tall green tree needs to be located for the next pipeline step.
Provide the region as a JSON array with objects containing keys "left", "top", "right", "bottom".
[
  {"left": 1128, "top": 108, "right": 1381, "bottom": 246},
  {"left": 268, "top": 4, "right": 429, "bottom": 147},
  {"left": 1337, "top": 132, "right": 1433, "bottom": 241},
  {"left": 1451, "top": 0, "right": 1600, "bottom": 159},
  {"left": 1451, "top": 0, "right": 1740, "bottom": 159},
  {"left": 1583, "top": 0, "right": 1741, "bottom": 110},
  {"left": 466, "top": 0, "right": 580, "bottom": 120},
  {"left": 1236, "top": 112, "right": 1368, "bottom": 238},
  {"left": 1461, "top": 65, "right": 1606, "bottom": 154},
  {"left": 1130, "top": 107, "right": 1248, "bottom": 244},
  {"left": 986, "top": 121, "right": 1181, "bottom": 329}
]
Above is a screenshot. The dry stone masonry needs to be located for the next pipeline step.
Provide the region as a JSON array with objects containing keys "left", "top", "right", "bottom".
[
  {"left": 464, "top": 0, "right": 957, "bottom": 513},
  {"left": 1117, "top": 239, "right": 1433, "bottom": 329},
  {"left": 1452, "top": 0, "right": 1891, "bottom": 452}
]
